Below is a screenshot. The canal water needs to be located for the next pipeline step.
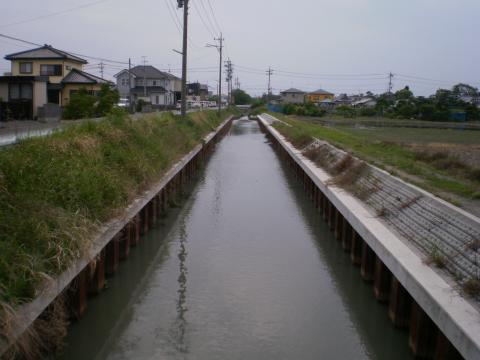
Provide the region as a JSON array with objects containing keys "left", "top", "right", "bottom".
[{"left": 61, "top": 118, "right": 411, "bottom": 360}]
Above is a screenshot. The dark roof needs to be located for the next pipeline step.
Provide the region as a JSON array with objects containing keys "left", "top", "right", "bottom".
[
  {"left": 5, "top": 45, "right": 88, "bottom": 64},
  {"left": 129, "top": 66, "right": 180, "bottom": 81},
  {"left": 281, "top": 88, "right": 305, "bottom": 94},
  {"left": 309, "top": 89, "right": 334, "bottom": 95},
  {"left": 61, "top": 69, "right": 111, "bottom": 85}
]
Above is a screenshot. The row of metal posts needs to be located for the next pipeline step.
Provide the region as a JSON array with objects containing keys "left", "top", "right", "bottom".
[{"left": 263, "top": 122, "right": 463, "bottom": 360}]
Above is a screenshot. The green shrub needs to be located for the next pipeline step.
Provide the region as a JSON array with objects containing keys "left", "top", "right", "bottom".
[
  {"left": 96, "top": 84, "right": 120, "bottom": 117},
  {"left": 358, "top": 107, "right": 376, "bottom": 117},
  {"left": 0, "top": 110, "right": 233, "bottom": 305},
  {"left": 63, "top": 88, "right": 96, "bottom": 120},
  {"left": 335, "top": 105, "right": 356, "bottom": 118}
]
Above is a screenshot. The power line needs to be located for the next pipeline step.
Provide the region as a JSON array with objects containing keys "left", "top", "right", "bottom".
[
  {"left": 199, "top": 0, "right": 219, "bottom": 36},
  {"left": 164, "top": 0, "right": 183, "bottom": 35},
  {"left": 0, "top": 0, "right": 110, "bottom": 28},
  {"left": 205, "top": 0, "right": 222, "bottom": 34},
  {"left": 192, "top": 0, "right": 216, "bottom": 38}
]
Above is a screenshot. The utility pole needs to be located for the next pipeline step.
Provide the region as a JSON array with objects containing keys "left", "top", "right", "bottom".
[
  {"left": 388, "top": 72, "right": 394, "bottom": 94},
  {"left": 142, "top": 56, "right": 147, "bottom": 97},
  {"left": 225, "top": 59, "right": 233, "bottom": 105},
  {"left": 128, "top": 58, "right": 133, "bottom": 113},
  {"left": 177, "top": 0, "right": 189, "bottom": 117},
  {"left": 207, "top": 34, "right": 224, "bottom": 114},
  {"left": 266, "top": 67, "right": 274, "bottom": 100},
  {"left": 99, "top": 62, "right": 105, "bottom": 79}
]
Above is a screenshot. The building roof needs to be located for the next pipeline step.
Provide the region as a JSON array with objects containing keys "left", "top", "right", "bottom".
[
  {"left": 281, "top": 88, "right": 305, "bottom": 94},
  {"left": 5, "top": 45, "right": 88, "bottom": 64},
  {"left": 61, "top": 69, "right": 111, "bottom": 85},
  {"left": 308, "top": 89, "right": 334, "bottom": 95},
  {"left": 114, "top": 66, "right": 181, "bottom": 81}
]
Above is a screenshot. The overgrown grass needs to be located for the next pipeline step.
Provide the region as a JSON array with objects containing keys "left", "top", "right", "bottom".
[
  {"left": 0, "top": 109, "right": 233, "bottom": 307},
  {"left": 271, "top": 114, "right": 480, "bottom": 200}
]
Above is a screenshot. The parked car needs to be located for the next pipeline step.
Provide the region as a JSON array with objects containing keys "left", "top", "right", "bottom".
[{"left": 117, "top": 98, "right": 129, "bottom": 108}]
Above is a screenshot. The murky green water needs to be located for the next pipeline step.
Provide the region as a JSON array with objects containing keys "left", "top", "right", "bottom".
[{"left": 61, "top": 119, "right": 411, "bottom": 360}]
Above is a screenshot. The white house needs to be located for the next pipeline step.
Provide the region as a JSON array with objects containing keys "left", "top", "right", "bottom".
[{"left": 114, "top": 65, "right": 181, "bottom": 107}]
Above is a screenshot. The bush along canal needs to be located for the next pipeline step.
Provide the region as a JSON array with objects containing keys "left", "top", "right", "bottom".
[
  {"left": 0, "top": 110, "right": 234, "bottom": 358},
  {"left": 59, "top": 118, "right": 414, "bottom": 360}
]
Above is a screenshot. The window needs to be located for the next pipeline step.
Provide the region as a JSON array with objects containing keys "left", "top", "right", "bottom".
[
  {"left": 155, "top": 95, "right": 159, "bottom": 104},
  {"left": 121, "top": 78, "right": 129, "bottom": 86},
  {"left": 19, "top": 62, "right": 33, "bottom": 74},
  {"left": 9, "top": 84, "right": 20, "bottom": 99},
  {"left": 40, "top": 64, "right": 62, "bottom": 76},
  {"left": 153, "top": 81, "right": 157, "bottom": 86},
  {"left": 9, "top": 83, "right": 33, "bottom": 100}
]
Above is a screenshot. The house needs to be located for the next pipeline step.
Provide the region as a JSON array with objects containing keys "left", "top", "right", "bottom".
[
  {"left": 114, "top": 66, "right": 181, "bottom": 107},
  {"left": 305, "top": 89, "right": 334, "bottom": 104},
  {"left": 0, "top": 45, "right": 111, "bottom": 120},
  {"left": 352, "top": 97, "right": 377, "bottom": 108},
  {"left": 280, "top": 88, "right": 306, "bottom": 104},
  {"left": 187, "top": 82, "right": 209, "bottom": 101}
]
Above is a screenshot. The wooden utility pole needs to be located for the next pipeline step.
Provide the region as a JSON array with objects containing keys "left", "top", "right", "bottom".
[
  {"left": 178, "top": 0, "right": 189, "bottom": 117},
  {"left": 266, "top": 67, "right": 274, "bottom": 100},
  {"left": 128, "top": 58, "right": 133, "bottom": 113},
  {"left": 207, "top": 34, "right": 224, "bottom": 114},
  {"left": 142, "top": 56, "right": 147, "bottom": 97}
]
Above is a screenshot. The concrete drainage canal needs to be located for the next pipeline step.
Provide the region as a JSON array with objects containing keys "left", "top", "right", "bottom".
[{"left": 51, "top": 117, "right": 423, "bottom": 360}]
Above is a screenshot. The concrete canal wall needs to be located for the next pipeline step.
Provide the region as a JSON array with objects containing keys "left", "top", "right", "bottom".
[
  {"left": 258, "top": 114, "right": 480, "bottom": 360},
  {"left": 0, "top": 116, "right": 234, "bottom": 357}
]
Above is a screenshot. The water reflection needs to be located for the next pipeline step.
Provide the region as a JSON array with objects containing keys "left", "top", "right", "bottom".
[{"left": 62, "top": 119, "right": 413, "bottom": 360}]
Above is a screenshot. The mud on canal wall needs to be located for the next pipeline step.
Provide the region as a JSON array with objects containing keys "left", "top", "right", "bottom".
[
  {"left": 0, "top": 112, "right": 234, "bottom": 358},
  {"left": 258, "top": 114, "right": 480, "bottom": 360}
]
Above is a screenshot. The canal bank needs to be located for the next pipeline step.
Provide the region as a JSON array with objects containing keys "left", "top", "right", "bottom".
[
  {"left": 61, "top": 118, "right": 412, "bottom": 360},
  {"left": 258, "top": 114, "right": 480, "bottom": 360},
  {"left": 0, "top": 113, "right": 234, "bottom": 358}
]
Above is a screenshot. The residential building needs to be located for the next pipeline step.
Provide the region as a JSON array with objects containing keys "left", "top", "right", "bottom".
[
  {"left": 114, "top": 66, "right": 181, "bottom": 107},
  {"left": 352, "top": 97, "right": 377, "bottom": 108},
  {"left": 187, "top": 82, "right": 209, "bottom": 101},
  {"left": 280, "top": 88, "right": 306, "bottom": 104},
  {"left": 305, "top": 89, "right": 334, "bottom": 104},
  {"left": 0, "top": 45, "right": 111, "bottom": 119}
]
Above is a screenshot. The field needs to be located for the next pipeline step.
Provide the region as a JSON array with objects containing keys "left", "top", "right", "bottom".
[{"left": 270, "top": 114, "right": 480, "bottom": 215}]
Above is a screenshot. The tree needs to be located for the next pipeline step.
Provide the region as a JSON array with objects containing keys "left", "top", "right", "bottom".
[
  {"left": 418, "top": 103, "right": 436, "bottom": 121},
  {"left": 96, "top": 84, "right": 120, "bottom": 116},
  {"left": 63, "top": 88, "right": 96, "bottom": 119},
  {"left": 375, "top": 94, "right": 394, "bottom": 116},
  {"left": 452, "top": 83, "right": 478, "bottom": 98},
  {"left": 232, "top": 89, "right": 252, "bottom": 105},
  {"left": 395, "top": 86, "right": 413, "bottom": 100}
]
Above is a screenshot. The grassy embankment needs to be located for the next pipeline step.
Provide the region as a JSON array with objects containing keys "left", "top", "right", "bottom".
[
  {"left": 0, "top": 109, "right": 233, "bottom": 309},
  {"left": 270, "top": 114, "right": 480, "bottom": 202}
]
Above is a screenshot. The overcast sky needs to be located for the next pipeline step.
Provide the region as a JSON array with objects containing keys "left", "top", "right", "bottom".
[{"left": 1, "top": 0, "right": 479, "bottom": 96}]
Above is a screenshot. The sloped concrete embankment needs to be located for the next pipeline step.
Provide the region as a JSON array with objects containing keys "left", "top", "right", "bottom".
[
  {"left": 0, "top": 116, "right": 234, "bottom": 358},
  {"left": 258, "top": 113, "right": 480, "bottom": 360}
]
